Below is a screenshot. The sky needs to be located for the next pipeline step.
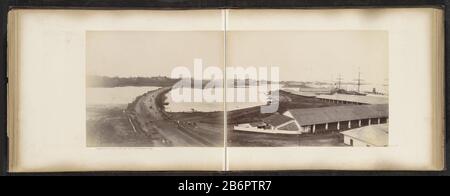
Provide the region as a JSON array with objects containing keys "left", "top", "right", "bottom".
[
  {"left": 87, "top": 30, "right": 388, "bottom": 85},
  {"left": 227, "top": 31, "right": 388, "bottom": 85}
]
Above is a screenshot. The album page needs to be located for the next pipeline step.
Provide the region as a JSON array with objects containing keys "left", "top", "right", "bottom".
[{"left": 8, "top": 9, "right": 226, "bottom": 172}]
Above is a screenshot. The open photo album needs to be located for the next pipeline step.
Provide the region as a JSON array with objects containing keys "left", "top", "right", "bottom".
[{"left": 7, "top": 8, "right": 445, "bottom": 172}]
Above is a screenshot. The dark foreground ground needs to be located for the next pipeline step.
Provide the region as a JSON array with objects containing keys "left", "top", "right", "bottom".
[
  {"left": 86, "top": 105, "right": 224, "bottom": 147},
  {"left": 227, "top": 129, "right": 347, "bottom": 147}
]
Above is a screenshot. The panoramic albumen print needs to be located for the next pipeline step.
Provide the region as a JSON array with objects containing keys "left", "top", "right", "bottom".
[{"left": 86, "top": 30, "right": 389, "bottom": 148}]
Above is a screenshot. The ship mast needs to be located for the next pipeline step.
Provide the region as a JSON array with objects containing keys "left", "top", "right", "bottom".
[{"left": 336, "top": 74, "right": 343, "bottom": 89}]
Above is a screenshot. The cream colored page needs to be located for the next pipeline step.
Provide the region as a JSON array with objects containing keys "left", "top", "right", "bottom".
[
  {"left": 10, "top": 10, "right": 225, "bottom": 172},
  {"left": 226, "top": 8, "right": 444, "bottom": 170}
]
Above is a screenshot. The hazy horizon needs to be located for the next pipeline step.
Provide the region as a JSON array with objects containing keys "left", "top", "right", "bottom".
[{"left": 87, "top": 31, "right": 388, "bottom": 85}]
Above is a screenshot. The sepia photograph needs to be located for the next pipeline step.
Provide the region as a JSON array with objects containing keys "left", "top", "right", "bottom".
[
  {"left": 86, "top": 31, "right": 225, "bottom": 147},
  {"left": 86, "top": 30, "right": 389, "bottom": 148}
]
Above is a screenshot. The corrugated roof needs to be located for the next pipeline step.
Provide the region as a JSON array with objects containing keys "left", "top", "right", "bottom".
[
  {"left": 285, "top": 104, "right": 388, "bottom": 126},
  {"left": 262, "top": 114, "right": 294, "bottom": 127},
  {"left": 341, "top": 124, "right": 389, "bottom": 146}
]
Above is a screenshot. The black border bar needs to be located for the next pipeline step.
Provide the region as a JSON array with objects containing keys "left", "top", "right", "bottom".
[{"left": 4, "top": 0, "right": 449, "bottom": 9}]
